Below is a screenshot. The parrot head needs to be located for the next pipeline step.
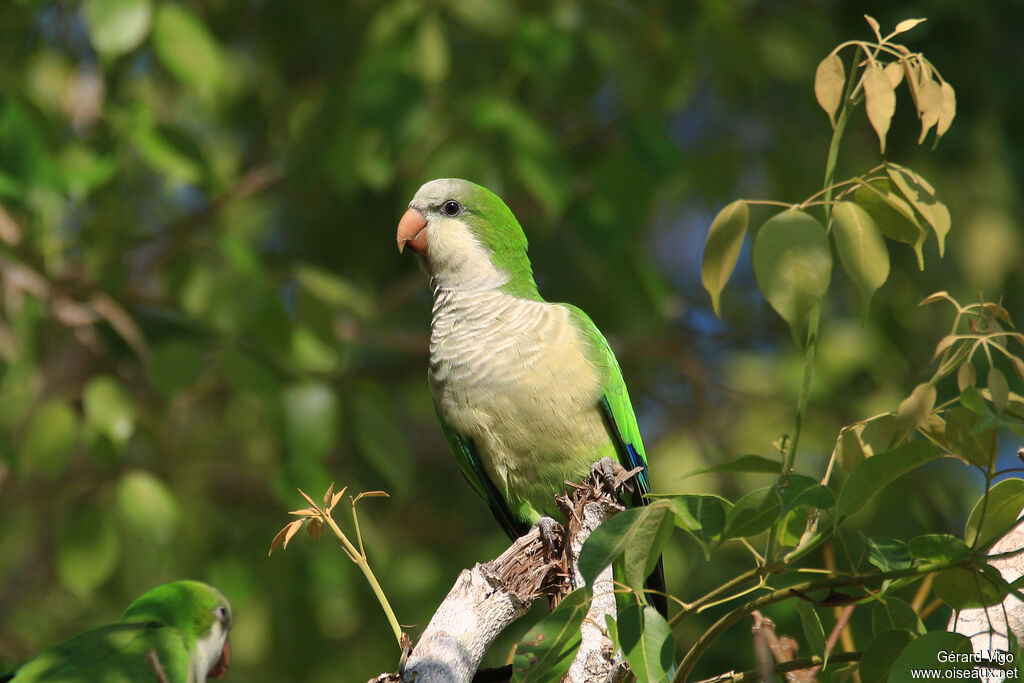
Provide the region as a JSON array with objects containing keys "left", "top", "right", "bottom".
[
  {"left": 397, "top": 178, "right": 537, "bottom": 295},
  {"left": 123, "top": 580, "right": 233, "bottom": 680}
]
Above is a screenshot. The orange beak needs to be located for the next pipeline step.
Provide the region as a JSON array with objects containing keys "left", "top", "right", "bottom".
[
  {"left": 208, "top": 636, "right": 231, "bottom": 678},
  {"left": 396, "top": 208, "right": 428, "bottom": 255}
]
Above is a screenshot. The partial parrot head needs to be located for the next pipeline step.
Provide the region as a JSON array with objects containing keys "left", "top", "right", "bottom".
[
  {"left": 123, "top": 580, "right": 233, "bottom": 680},
  {"left": 397, "top": 178, "right": 538, "bottom": 296}
]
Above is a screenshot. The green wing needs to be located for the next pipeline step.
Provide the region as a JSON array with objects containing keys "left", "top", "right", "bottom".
[
  {"left": 565, "top": 305, "right": 650, "bottom": 506},
  {"left": 436, "top": 410, "right": 529, "bottom": 539},
  {"left": 3, "top": 622, "right": 190, "bottom": 683}
]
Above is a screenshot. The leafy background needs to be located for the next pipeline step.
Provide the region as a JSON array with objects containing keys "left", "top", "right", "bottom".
[{"left": 0, "top": 0, "right": 1021, "bottom": 680}]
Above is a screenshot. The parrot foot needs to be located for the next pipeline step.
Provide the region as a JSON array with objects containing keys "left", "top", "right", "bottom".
[
  {"left": 535, "top": 516, "right": 564, "bottom": 558},
  {"left": 591, "top": 456, "right": 641, "bottom": 497}
]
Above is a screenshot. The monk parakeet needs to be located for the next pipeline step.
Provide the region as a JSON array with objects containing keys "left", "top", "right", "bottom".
[
  {"left": 1, "top": 580, "right": 232, "bottom": 683},
  {"left": 397, "top": 178, "right": 666, "bottom": 615}
]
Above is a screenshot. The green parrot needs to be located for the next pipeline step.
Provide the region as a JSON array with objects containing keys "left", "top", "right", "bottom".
[
  {"left": 397, "top": 178, "right": 666, "bottom": 615},
  {"left": 1, "top": 581, "right": 232, "bottom": 683}
]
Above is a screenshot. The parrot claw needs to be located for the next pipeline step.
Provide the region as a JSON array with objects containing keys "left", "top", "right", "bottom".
[
  {"left": 591, "top": 457, "right": 639, "bottom": 496},
  {"left": 535, "top": 516, "right": 564, "bottom": 558}
]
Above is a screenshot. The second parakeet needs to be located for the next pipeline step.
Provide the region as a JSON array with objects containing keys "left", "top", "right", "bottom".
[{"left": 1, "top": 580, "right": 232, "bottom": 683}]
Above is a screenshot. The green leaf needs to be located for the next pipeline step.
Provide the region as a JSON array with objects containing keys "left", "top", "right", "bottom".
[
  {"left": 294, "top": 264, "right": 375, "bottom": 318},
  {"left": 854, "top": 180, "right": 928, "bottom": 269},
  {"left": 923, "top": 406, "right": 998, "bottom": 468},
  {"left": 887, "top": 632, "right": 972, "bottom": 683},
  {"left": 669, "top": 494, "right": 728, "bottom": 559},
  {"left": 895, "top": 382, "right": 937, "bottom": 432},
  {"left": 836, "top": 441, "right": 942, "bottom": 520},
  {"left": 115, "top": 470, "right": 179, "bottom": 543},
  {"left": 886, "top": 164, "right": 951, "bottom": 256},
  {"left": 618, "top": 602, "right": 675, "bottom": 683},
  {"left": 578, "top": 502, "right": 672, "bottom": 592},
  {"left": 57, "top": 505, "right": 120, "bottom": 598},
  {"left": 752, "top": 209, "right": 832, "bottom": 345},
  {"left": 414, "top": 13, "right": 449, "bottom": 85},
  {"left": 152, "top": 4, "right": 227, "bottom": 92},
  {"left": 83, "top": 375, "right": 136, "bottom": 447},
  {"left": 933, "top": 565, "right": 1011, "bottom": 609},
  {"left": 794, "top": 601, "right": 827, "bottom": 661},
  {"left": 833, "top": 425, "right": 866, "bottom": 473},
  {"left": 147, "top": 340, "right": 206, "bottom": 396},
  {"left": 19, "top": 399, "right": 78, "bottom": 478},
  {"left": 871, "top": 597, "right": 925, "bottom": 636},
  {"left": 814, "top": 53, "right": 845, "bottom": 126},
  {"left": 831, "top": 201, "right": 889, "bottom": 320},
  {"left": 988, "top": 367, "right": 1010, "bottom": 414},
  {"left": 721, "top": 487, "right": 782, "bottom": 540},
  {"left": 701, "top": 200, "right": 749, "bottom": 318},
  {"left": 778, "top": 474, "right": 835, "bottom": 515},
  {"left": 512, "top": 588, "right": 589, "bottom": 683},
  {"left": 131, "top": 124, "right": 207, "bottom": 185},
  {"left": 865, "top": 536, "right": 912, "bottom": 572},
  {"left": 863, "top": 62, "right": 895, "bottom": 153},
  {"left": 220, "top": 347, "right": 279, "bottom": 396},
  {"left": 859, "top": 630, "right": 913, "bottom": 683},
  {"left": 908, "top": 534, "right": 970, "bottom": 563},
  {"left": 683, "top": 454, "right": 781, "bottom": 478},
  {"left": 82, "top": 0, "right": 152, "bottom": 59},
  {"left": 964, "top": 478, "right": 1024, "bottom": 549},
  {"left": 281, "top": 381, "right": 339, "bottom": 462}
]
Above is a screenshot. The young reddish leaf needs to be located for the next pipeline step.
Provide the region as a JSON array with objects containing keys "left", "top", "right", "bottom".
[
  {"left": 353, "top": 490, "right": 390, "bottom": 504},
  {"left": 919, "top": 290, "right": 959, "bottom": 308},
  {"left": 288, "top": 507, "right": 318, "bottom": 516},
  {"left": 932, "top": 334, "right": 965, "bottom": 360},
  {"left": 330, "top": 489, "right": 346, "bottom": 510},
  {"left": 751, "top": 210, "right": 832, "bottom": 345},
  {"left": 957, "top": 361, "right": 976, "bottom": 391},
  {"left": 323, "top": 482, "right": 335, "bottom": 509},
  {"left": 831, "top": 201, "right": 890, "bottom": 320},
  {"left": 701, "top": 200, "right": 749, "bottom": 318},
  {"left": 269, "top": 519, "right": 305, "bottom": 556},
  {"left": 814, "top": 53, "right": 845, "bottom": 126},
  {"left": 307, "top": 517, "right": 324, "bottom": 543},
  {"left": 892, "top": 18, "right": 926, "bottom": 35},
  {"left": 988, "top": 367, "right": 1009, "bottom": 414},
  {"left": 936, "top": 82, "right": 957, "bottom": 138},
  {"left": 863, "top": 62, "right": 896, "bottom": 154}
]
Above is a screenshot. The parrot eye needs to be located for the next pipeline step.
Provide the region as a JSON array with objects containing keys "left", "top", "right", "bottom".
[
  {"left": 440, "top": 200, "right": 463, "bottom": 217},
  {"left": 215, "top": 606, "right": 229, "bottom": 622}
]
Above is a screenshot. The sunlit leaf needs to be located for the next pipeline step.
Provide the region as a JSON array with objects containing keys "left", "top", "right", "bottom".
[
  {"left": 988, "top": 367, "right": 1010, "bottom": 414},
  {"left": 282, "top": 381, "right": 339, "bottom": 462},
  {"left": 964, "top": 478, "right": 1024, "bottom": 549},
  {"left": 683, "top": 454, "right": 781, "bottom": 478},
  {"left": 854, "top": 179, "right": 928, "bottom": 268},
  {"left": 152, "top": 4, "right": 227, "bottom": 92},
  {"left": 865, "top": 536, "right": 912, "bottom": 572},
  {"left": 752, "top": 210, "right": 831, "bottom": 345},
  {"left": 721, "top": 487, "right": 782, "bottom": 540},
  {"left": 83, "top": 376, "right": 135, "bottom": 448},
  {"left": 888, "top": 632, "right": 972, "bottom": 683},
  {"left": 511, "top": 588, "right": 589, "bottom": 683},
  {"left": 669, "top": 494, "right": 728, "bottom": 559},
  {"left": 836, "top": 441, "right": 942, "bottom": 520},
  {"left": 619, "top": 602, "right": 675, "bottom": 683},
  {"left": 908, "top": 534, "right": 969, "bottom": 563},
  {"left": 860, "top": 630, "right": 913, "bottom": 683},
  {"left": 701, "top": 200, "right": 749, "bottom": 318},
  {"left": 831, "top": 201, "right": 889, "bottom": 319},
  {"left": 82, "top": 0, "right": 152, "bottom": 58},
  {"left": 895, "top": 382, "right": 936, "bottom": 431},
  {"left": 936, "top": 81, "right": 957, "bottom": 138},
  {"left": 578, "top": 502, "right": 672, "bottom": 592},
  {"left": 871, "top": 598, "right": 924, "bottom": 636},
  {"left": 957, "top": 361, "right": 977, "bottom": 391},
  {"left": 886, "top": 164, "right": 951, "bottom": 256},
  {"left": 916, "top": 78, "right": 944, "bottom": 145},
  {"left": 116, "top": 470, "right": 179, "bottom": 542},
  {"left": 933, "top": 565, "right": 1011, "bottom": 609},
  {"left": 814, "top": 53, "right": 845, "bottom": 126},
  {"left": 863, "top": 62, "right": 895, "bottom": 154},
  {"left": 892, "top": 18, "right": 926, "bottom": 35}
]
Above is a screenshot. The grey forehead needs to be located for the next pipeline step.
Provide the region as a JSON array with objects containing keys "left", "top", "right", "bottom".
[{"left": 412, "top": 178, "right": 471, "bottom": 205}]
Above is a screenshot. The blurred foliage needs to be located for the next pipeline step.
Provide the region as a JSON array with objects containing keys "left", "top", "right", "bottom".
[{"left": 0, "top": 0, "right": 1022, "bottom": 680}]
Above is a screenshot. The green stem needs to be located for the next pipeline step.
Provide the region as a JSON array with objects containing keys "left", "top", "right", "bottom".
[
  {"left": 671, "top": 559, "right": 970, "bottom": 682},
  {"left": 324, "top": 515, "right": 404, "bottom": 647},
  {"left": 668, "top": 564, "right": 777, "bottom": 628}
]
